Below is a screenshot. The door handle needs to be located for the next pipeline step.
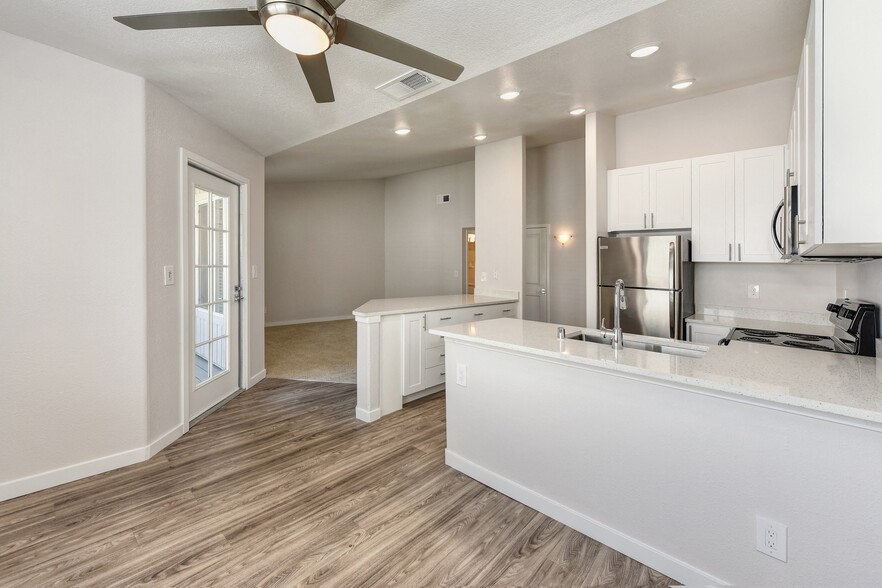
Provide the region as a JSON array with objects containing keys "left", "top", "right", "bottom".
[
  {"left": 738, "top": 243, "right": 742, "bottom": 261},
  {"left": 728, "top": 244, "right": 732, "bottom": 261},
  {"left": 644, "top": 213, "right": 647, "bottom": 229},
  {"left": 651, "top": 212, "right": 655, "bottom": 228},
  {"left": 539, "top": 288, "right": 547, "bottom": 294},
  {"left": 233, "top": 284, "right": 244, "bottom": 302}
]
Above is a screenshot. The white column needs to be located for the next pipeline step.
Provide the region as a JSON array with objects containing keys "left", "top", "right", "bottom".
[
  {"left": 585, "top": 113, "right": 616, "bottom": 327},
  {"left": 355, "top": 315, "right": 381, "bottom": 422}
]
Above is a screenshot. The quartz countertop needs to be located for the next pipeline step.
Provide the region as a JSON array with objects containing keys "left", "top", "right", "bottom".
[
  {"left": 431, "top": 319, "right": 882, "bottom": 427},
  {"left": 353, "top": 294, "right": 518, "bottom": 318},
  {"left": 686, "top": 314, "right": 835, "bottom": 337}
]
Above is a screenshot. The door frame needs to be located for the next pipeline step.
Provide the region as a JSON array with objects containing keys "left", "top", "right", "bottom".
[
  {"left": 179, "top": 149, "right": 251, "bottom": 433},
  {"left": 462, "top": 227, "right": 475, "bottom": 294},
  {"left": 525, "top": 224, "right": 551, "bottom": 321}
]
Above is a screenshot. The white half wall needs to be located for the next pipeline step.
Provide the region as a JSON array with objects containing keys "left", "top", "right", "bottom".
[
  {"left": 265, "top": 181, "right": 386, "bottom": 324},
  {"left": 475, "top": 137, "right": 525, "bottom": 306},
  {"left": 0, "top": 32, "right": 148, "bottom": 489},
  {"left": 385, "top": 161, "right": 475, "bottom": 298},
  {"left": 145, "top": 83, "right": 266, "bottom": 442},
  {"left": 616, "top": 76, "right": 795, "bottom": 168},
  {"left": 526, "top": 139, "right": 587, "bottom": 327}
]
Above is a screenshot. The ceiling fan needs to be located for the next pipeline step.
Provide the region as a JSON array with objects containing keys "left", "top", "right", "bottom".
[{"left": 114, "top": 0, "right": 464, "bottom": 103}]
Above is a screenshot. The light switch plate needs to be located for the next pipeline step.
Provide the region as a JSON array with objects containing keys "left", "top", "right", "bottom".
[
  {"left": 163, "top": 265, "right": 175, "bottom": 286},
  {"left": 456, "top": 363, "right": 468, "bottom": 387},
  {"left": 748, "top": 284, "right": 760, "bottom": 299}
]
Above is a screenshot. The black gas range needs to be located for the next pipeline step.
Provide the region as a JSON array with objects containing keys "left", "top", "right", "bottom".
[{"left": 721, "top": 299, "right": 877, "bottom": 357}]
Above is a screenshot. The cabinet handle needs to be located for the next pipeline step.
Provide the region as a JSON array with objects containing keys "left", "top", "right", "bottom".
[
  {"left": 440, "top": 372, "right": 446, "bottom": 376},
  {"left": 738, "top": 243, "right": 742, "bottom": 261},
  {"left": 502, "top": 309, "right": 512, "bottom": 313},
  {"left": 473, "top": 312, "right": 484, "bottom": 317},
  {"left": 440, "top": 316, "right": 452, "bottom": 321},
  {"left": 644, "top": 213, "right": 647, "bottom": 229},
  {"left": 728, "top": 244, "right": 733, "bottom": 261},
  {"left": 651, "top": 212, "right": 655, "bottom": 228},
  {"left": 440, "top": 353, "right": 445, "bottom": 357}
]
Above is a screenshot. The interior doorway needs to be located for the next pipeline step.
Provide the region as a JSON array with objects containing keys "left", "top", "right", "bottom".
[
  {"left": 462, "top": 228, "right": 476, "bottom": 294},
  {"left": 524, "top": 225, "right": 550, "bottom": 322}
]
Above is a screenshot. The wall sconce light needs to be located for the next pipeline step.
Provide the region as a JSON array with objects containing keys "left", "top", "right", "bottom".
[{"left": 554, "top": 233, "right": 573, "bottom": 247}]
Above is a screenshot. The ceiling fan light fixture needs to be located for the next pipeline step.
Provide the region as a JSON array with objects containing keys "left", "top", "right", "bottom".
[{"left": 259, "top": 1, "right": 334, "bottom": 56}]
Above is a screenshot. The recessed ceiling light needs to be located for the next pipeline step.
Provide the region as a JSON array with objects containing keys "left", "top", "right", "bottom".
[
  {"left": 499, "top": 91, "right": 521, "bottom": 101},
  {"left": 671, "top": 78, "right": 695, "bottom": 90},
  {"left": 628, "top": 43, "right": 661, "bottom": 59},
  {"left": 394, "top": 128, "right": 412, "bottom": 136},
  {"left": 569, "top": 108, "right": 587, "bottom": 116},
  {"left": 474, "top": 134, "right": 488, "bottom": 141}
]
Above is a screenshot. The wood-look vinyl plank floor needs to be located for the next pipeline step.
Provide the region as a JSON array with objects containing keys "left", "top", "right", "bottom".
[{"left": 0, "top": 378, "right": 679, "bottom": 587}]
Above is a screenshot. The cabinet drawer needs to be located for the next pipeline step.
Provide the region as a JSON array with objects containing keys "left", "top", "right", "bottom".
[
  {"left": 424, "top": 364, "right": 446, "bottom": 388},
  {"left": 425, "top": 346, "right": 446, "bottom": 368},
  {"left": 425, "top": 332, "right": 445, "bottom": 349},
  {"left": 426, "top": 307, "right": 474, "bottom": 329}
]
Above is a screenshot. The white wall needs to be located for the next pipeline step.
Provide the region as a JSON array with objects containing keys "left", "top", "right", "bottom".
[
  {"left": 585, "top": 113, "right": 616, "bottom": 327},
  {"left": 526, "top": 139, "right": 586, "bottom": 326},
  {"left": 145, "top": 83, "right": 266, "bottom": 442},
  {"left": 837, "top": 260, "right": 882, "bottom": 332},
  {"left": 385, "top": 162, "right": 475, "bottom": 298},
  {"left": 0, "top": 32, "right": 148, "bottom": 490},
  {"left": 696, "top": 263, "right": 837, "bottom": 314},
  {"left": 475, "top": 137, "right": 526, "bottom": 304},
  {"left": 616, "top": 76, "right": 795, "bottom": 167},
  {"left": 265, "top": 181, "right": 386, "bottom": 324}
]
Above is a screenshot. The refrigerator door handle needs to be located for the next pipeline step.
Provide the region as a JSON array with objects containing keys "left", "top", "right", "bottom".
[
  {"left": 669, "top": 291, "right": 676, "bottom": 339},
  {"left": 668, "top": 241, "right": 675, "bottom": 290}
]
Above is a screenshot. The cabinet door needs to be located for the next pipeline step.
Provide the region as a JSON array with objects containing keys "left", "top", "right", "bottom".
[
  {"left": 608, "top": 166, "right": 650, "bottom": 231},
  {"left": 691, "top": 153, "right": 735, "bottom": 262},
  {"left": 735, "top": 146, "right": 785, "bottom": 263},
  {"left": 401, "top": 313, "right": 426, "bottom": 395},
  {"left": 649, "top": 159, "right": 692, "bottom": 229},
  {"left": 799, "top": 0, "right": 822, "bottom": 253}
]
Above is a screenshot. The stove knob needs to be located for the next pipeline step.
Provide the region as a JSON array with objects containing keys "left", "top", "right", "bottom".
[
  {"left": 844, "top": 309, "right": 856, "bottom": 320},
  {"left": 827, "top": 303, "right": 842, "bottom": 313}
]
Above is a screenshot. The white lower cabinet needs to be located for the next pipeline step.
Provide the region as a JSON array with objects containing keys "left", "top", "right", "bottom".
[
  {"left": 402, "top": 302, "right": 516, "bottom": 397},
  {"left": 687, "top": 323, "right": 732, "bottom": 345}
]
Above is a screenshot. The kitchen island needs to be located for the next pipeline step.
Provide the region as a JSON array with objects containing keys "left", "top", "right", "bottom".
[
  {"left": 352, "top": 292, "right": 517, "bottom": 422},
  {"left": 432, "top": 318, "right": 882, "bottom": 586}
]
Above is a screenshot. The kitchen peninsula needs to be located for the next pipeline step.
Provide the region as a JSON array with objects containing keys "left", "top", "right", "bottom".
[
  {"left": 351, "top": 292, "right": 517, "bottom": 422},
  {"left": 433, "top": 317, "right": 882, "bottom": 586}
]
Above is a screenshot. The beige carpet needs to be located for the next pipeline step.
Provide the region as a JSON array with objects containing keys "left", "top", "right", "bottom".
[{"left": 265, "top": 319, "right": 356, "bottom": 383}]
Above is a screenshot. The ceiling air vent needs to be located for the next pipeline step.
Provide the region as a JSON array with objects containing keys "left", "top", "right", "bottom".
[{"left": 377, "top": 70, "right": 439, "bottom": 101}]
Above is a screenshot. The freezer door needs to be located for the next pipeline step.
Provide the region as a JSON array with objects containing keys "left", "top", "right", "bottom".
[
  {"left": 598, "top": 235, "right": 684, "bottom": 289},
  {"left": 598, "top": 287, "right": 684, "bottom": 340}
]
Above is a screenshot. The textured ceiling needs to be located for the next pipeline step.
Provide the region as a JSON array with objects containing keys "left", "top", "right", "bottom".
[
  {"left": 0, "top": 0, "right": 664, "bottom": 156},
  {"left": 266, "top": 0, "right": 809, "bottom": 182}
]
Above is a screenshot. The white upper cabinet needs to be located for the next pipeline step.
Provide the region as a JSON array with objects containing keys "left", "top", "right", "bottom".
[
  {"left": 791, "top": 0, "right": 882, "bottom": 255},
  {"left": 608, "top": 159, "right": 691, "bottom": 232},
  {"left": 608, "top": 166, "right": 650, "bottom": 231},
  {"left": 735, "top": 146, "right": 785, "bottom": 263},
  {"left": 650, "top": 159, "right": 692, "bottom": 230},
  {"left": 692, "top": 147, "right": 785, "bottom": 263},
  {"left": 691, "top": 153, "right": 735, "bottom": 262}
]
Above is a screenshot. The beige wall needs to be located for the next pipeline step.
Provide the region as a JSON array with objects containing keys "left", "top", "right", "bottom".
[
  {"left": 0, "top": 32, "right": 147, "bottom": 494},
  {"left": 616, "top": 76, "right": 795, "bottom": 168},
  {"left": 475, "top": 136, "right": 526, "bottom": 303},
  {"left": 265, "top": 181, "right": 386, "bottom": 324},
  {"left": 526, "top": 139, "right": 587, "bottom": 327},
  {"left": 145, "top": 83, "right": 266, "bottom": 442},
  {"left": 385, "top": 162, "right": 475, "bottom": 298}
]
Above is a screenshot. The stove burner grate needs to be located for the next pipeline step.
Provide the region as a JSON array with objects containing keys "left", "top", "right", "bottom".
[
  {"left": 784, "top": 333, "right": 823, "bottom": 342},
  {"left": 739, "top": 336, "right": 773, "bottom": 343},
  {"left": 781, "top": 340, "right": 830, "bottom": 351}
]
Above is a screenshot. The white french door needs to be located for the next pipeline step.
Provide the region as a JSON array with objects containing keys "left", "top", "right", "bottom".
[{"left": 188, "top": 166, "right": 241, "bottom": 420}]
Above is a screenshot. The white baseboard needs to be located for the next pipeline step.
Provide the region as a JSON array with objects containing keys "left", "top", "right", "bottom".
[
  {"left": 148, "top": 424, "right": 184, "bottom": 458},
  {"left": 445, "top": 450, "right": 728, "bottom": 587},
  {"left": 0, "top": 446, "right": 146, "bottom": 503},
  {"left": 248, "top": 369, "right": 267, "bottom": 388},
  {"left": 265, "top": 315, "right": 353, "bottom": 327},
  {"left": 355, "top": 407, "right": 381, "bottom": 422}
]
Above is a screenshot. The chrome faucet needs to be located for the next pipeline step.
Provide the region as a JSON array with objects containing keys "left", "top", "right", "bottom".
[{"left": 612, "top": 279, "right": 627, "bottom": 350}]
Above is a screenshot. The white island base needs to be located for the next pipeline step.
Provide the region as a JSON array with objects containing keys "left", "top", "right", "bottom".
[{"left": 437, "top": 319, "right": 882, "bottom": 587}]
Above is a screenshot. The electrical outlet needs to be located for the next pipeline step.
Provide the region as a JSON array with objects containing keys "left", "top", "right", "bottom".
[
  {"left": 454, "top": 270, "right": 460, "bottom": 278},
  {"left": 748, "top": 284, "right": 760, "bottom": 299},
  {"left": 163, "top": 265, "right": 175, "bottom": 286},
  {"left": 756, "top": 516, "right": 788, "bottom": 562},
  {"left": 492, "top": 270, "right": 499, "bottom": 279},
  {"left": 456, "top": 363, "right": 468, "bottom": 387}
]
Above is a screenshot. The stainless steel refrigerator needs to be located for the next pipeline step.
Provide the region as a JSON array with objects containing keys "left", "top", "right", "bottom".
[{"left": 597, "top": 235, "right": 694, "bottom": 340}]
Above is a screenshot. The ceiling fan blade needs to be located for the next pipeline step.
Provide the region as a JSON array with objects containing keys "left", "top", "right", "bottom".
[
  {"left": 335, "top": 18, "right": 464, "bottom": 82},
  {"left": 114, "top": 9, "right": 260, "bottom": 31},
  {"left": 297, "top": 53, "right": 336, "bottom": 103}
]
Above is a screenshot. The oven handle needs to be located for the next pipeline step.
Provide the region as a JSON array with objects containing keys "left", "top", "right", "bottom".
[{"left": 771, "top": 199, "right": 785, "bottom": 255}]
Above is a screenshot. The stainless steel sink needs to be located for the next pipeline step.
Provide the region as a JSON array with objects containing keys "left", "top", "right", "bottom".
[{"left": 567, "top": 332, "right": 706, "bottom": 358}]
